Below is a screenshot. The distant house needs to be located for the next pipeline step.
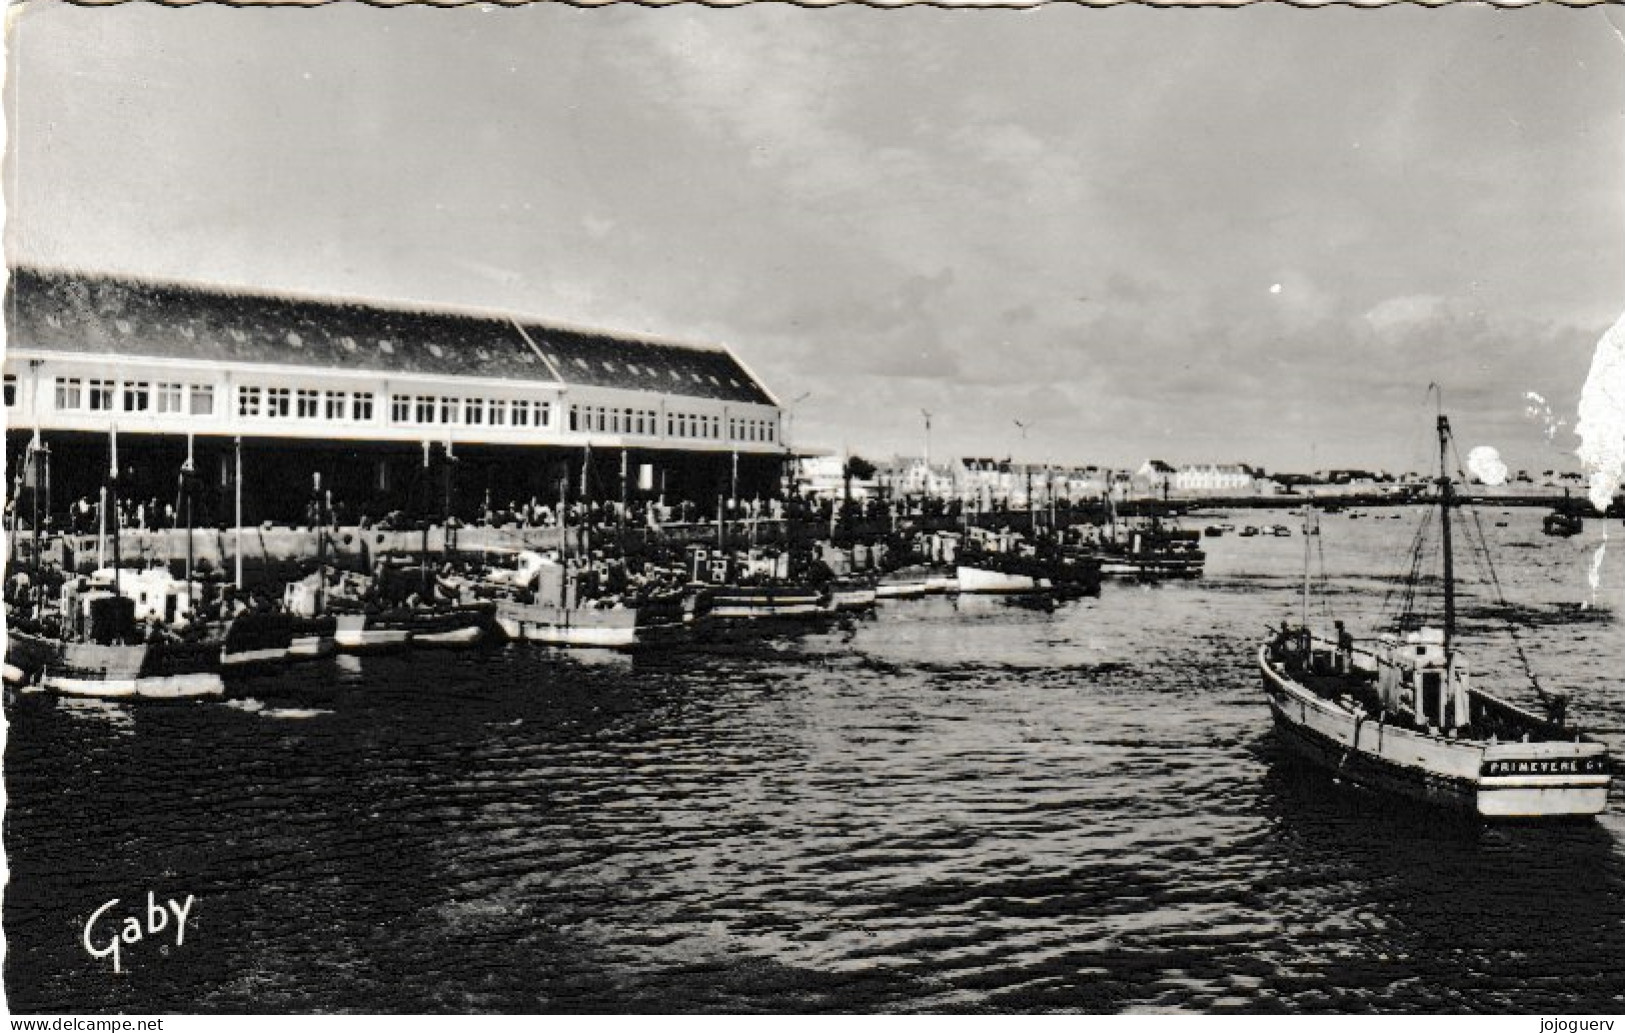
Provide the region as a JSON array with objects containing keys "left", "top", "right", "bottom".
[
  {"left": 1173, "top": 463, "right": 1256, "bottom": 494},
  {"left": 1133, "top": 459, "right": 1177, "bottom": 495},
  {"left": 796, "top": 455, "right": 850, "bottom": 499},
  {"left": 878, "top": 456, "right": 956, "bottom": 497}
]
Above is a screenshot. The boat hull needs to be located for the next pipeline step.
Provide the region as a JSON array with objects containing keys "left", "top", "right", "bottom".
[
  {"left": 333, "top": 613, "right": 411, "bottom": 652},
  {"left": 1259, "top": 647, "right": 1609, "bottom": 819},
  {"left": 955, "top": 565, "right": 1050, "bottom": 595},
  {"left": 494, "top": 593, "right": 688, "bottom": 649},
  {"left": 828, "top": 586, "right": 879, "bottom": 612},
  {"left": 43, "top": 641, "right": 223, "bottom": 701},
  {"left": 875, "top": 579, "right": 928, "bottom": 600},
  {"left": 1097, "top": 557, "right": 1203, "bottom": 579},
  {"left": 924, "top": 573, "right": 960, "bottom": 595},
  {"left": 701, "top": 586, "right": 828, "bottom": 620},
  {"left": 5, "top": 629, "right": 56, "bottom": 686}
]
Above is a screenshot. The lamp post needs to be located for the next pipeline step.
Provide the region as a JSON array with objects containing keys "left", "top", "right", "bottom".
[
  {"left": 921, "top": 409, "right": 933, "bottom": 497},
  {"left": 1013, "top": 419, "right": 1033, "bottom": 528},
  {"left": 784, "top": 391, "right": 811, "bottom": 499}
]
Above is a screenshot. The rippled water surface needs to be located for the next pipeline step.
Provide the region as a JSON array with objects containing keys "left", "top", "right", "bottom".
[{"left": 8, "top": 507, "right": 1625, "bottom": 1013}]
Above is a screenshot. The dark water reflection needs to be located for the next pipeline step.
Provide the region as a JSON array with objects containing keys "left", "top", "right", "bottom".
[{"left": 6, "top": 507, "right": 1624, "bottom": 1012}]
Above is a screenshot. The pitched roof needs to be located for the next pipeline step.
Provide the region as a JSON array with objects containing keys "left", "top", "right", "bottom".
[{"left": 6, "top": 266, "right": 775, "bottom": 405}]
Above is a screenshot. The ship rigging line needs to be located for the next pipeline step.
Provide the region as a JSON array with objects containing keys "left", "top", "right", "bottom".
[
  {"left": 1443, "top": 435, "right": 1553, "bottom": 707},
  {"left": 1383, "top": 503, "right": 1435, "bottom": 632}
]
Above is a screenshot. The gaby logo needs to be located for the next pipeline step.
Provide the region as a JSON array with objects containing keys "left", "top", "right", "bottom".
[{"left": 83, "top": 892, "right": 196, "bottom": 974}]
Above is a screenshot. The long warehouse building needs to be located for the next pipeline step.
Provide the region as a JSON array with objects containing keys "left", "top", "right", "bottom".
[{"left": 3, "top": 267, "right": 787, "bottom": 527}]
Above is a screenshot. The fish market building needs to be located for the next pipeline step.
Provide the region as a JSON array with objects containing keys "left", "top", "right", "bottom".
[{"left": 3, "top": 267, "right": 787, "bottom": 528}]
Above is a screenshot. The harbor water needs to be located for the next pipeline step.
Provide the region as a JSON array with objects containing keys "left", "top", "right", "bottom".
[{"left": 7, "top": 506, "right": 1625, "bottom": 1013}]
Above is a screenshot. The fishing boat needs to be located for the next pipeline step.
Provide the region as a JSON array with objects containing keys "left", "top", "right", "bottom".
[
  {"left": 219, "top": 608, "right": 297, "bottom": 668},
  {"left": 282, "top": 576, "right": 339, "bottom": 659},
  {"left": 810, "top": 541, "right": 882, "bottom": 611},
  {"left": 1073, "top": 518, "right": 1204, "bottom": 579},
  {"left": 1258, "top": 410, "right": 1611, "bottom": 819},
  {"left": 825, "top": 575, "right": 879, "bottom": 613},
  {"left": 3, "top": 624, "right": 55, "bottom": 686},
  {"left": 489, "top": 550, "right": 688, "bottom": 648},
  {"left": 329, "top": 605, "right": 414, "bottom": 652},
  {"left": 37, "top": 582, "right": 224, "bottom": 700},
  {"left": 690, "top": 546, "right": 829, "bottom": 620},
  {"left": 11, "top": 432, "right": 223, "bottom": 701},
  {"left": 1542, "top": 490, "right": 1584, "bottom": 538},
  {"left": 955, "top": 529, "right": 1053, "bottom": 595},
  {"left": 875, "top": 572, "right": 930, "bottom": 599}
]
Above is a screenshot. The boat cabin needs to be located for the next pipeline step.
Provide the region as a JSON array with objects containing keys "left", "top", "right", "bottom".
[
  {"left": 688, "top": 546, "right": 790, "bottom": 586},
  {"left": 82, "top": 567, "right": 198, "bottom": 625},
  {"left": 1377, "top": 627, "right": 1471, "bottom": 732}
]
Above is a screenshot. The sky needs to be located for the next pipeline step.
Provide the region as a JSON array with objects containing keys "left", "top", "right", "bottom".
[{"left": 5, "top": 2, "right": 1624, "bottom": 475}]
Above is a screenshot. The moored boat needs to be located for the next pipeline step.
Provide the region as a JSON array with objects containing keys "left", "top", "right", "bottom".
[
  {"left": 954, "top": 533, "right": 1052, "bottom": 595},
  {"left": 408, "top": 601, "right": 494, "bottom": 646},
  {"left": 1075, "top": 517, "right": 1205, "bottom": 579},
  {"left": 329, "top": 605, "right": 413, "bottom": 652},
  {"left": 1542, "top": 491, "right": 1584, "bottom": 538},
  {"left": 954, "top": 562, "right": 1048, "bottom": 594},
  {"left": 220, "top": 609, "right": 295, "bottom": 668},
  {"left": 689, "top": 546, "right": 829, "bottom": 621},
  {"left": 826, "top": 575, "right": 879, "bottom": 613},
  {"left": 875, "top": 573, "right": 929, "bottom": 599},
  {"left": 489, "top": 550, "right": 689, "bottom": 648}
]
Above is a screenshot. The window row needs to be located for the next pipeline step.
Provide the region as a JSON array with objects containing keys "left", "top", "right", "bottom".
[
  {"left": 568, "top": 405, "right": 661, "bottom": 436},
  {"left": 31, "top": 375, "right": 777, "bottom": 447},
  {"left": 728, "top": 417, "right": 777, "bottom": 444},
  {"left": 386, "top": 394, "right": 552, "bottom": 429},
  {"left": 238, "top": 386, "right": 376, "bottom": 422},
  {"left": 667, "top": 411, "right": 722, "bottom": 441},
  {"left": 55, "top": 378, "right": 215, "bottom": 416}
]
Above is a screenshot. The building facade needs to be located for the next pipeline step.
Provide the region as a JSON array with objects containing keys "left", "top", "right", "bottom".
[
  {"left": 4, "top": 268, "right": 786, "bottom": 525},
  {"left": 1171, "top": 463, "right": 1258, "bottom": 494}
]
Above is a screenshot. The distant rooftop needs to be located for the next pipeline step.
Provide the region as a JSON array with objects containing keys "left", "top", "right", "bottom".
[{"left": 5, "top": 266, "right": 774, "bottom": 406}]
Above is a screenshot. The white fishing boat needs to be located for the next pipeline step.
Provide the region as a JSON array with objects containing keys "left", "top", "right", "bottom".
[
  {"left": 825, "top": 576, "right": 879, "bottom": 612},
  {"left": 1258, "top": 410, "right": 1611, "bottom": 820},
  {"left": 331, "top": 609, "right": 413, "bottom": 652},
  {"left": 689, "top": 545, "right": 829, "bottom": 621},
  {"left": 954, "top": 564, "right": 1048, "bottom": 595},
  {"left": 952, "top": 527, "right": 1061, "bottom": 595},
  {"left": 282, "top": 548, "right": 340, "bottom": 660},
  {"left": 924, "top": 571, "right": 961, "bottom": 595},
  {"left": 407, "top": 603, "right": 493, "bottom": 646},
  {"left": 489, "top": 550, "right": 688, "bottom": 647},
  {"left": 701, "top": 583, "right": 827, "bottom": 619},
  {"left": 875, "top": 573, "right": 929, "bottom": 599},
  {"left": 43, "top": 640, "right": 224, "bottom": 701}
]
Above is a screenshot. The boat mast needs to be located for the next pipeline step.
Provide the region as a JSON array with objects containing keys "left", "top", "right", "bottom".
[
  {"left": 110, "top": 424, "right": 122, "bottom": 599},
  {"left": 1437, "top": 412, "right": 1455, "bottom": 650},
  {"left": 580, "top": 440, "right": 592, "bottom": 558},
  {"left": 312, "top": 471, "right": 326, "bottom": 616},
  {"left": 182, "top": 434, "right": 195, "bottom": 596},
  {"left": 557, "top": 473, "right": 570, "bottom": 607},
  {"left": 1301, "top": 503, "right": 1312, "bottom": 629},
  {"left": 28, "top": 434, "right": 40, "bottom": 602},
  {"left": 234, "top": 435, "right": 244, "bottom": 591}
]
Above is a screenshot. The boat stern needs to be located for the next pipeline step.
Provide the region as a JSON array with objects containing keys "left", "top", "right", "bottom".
[{"left": 1477, "top": 741, "right": 1611, "bottom": 819}]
